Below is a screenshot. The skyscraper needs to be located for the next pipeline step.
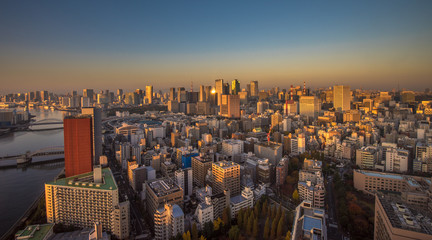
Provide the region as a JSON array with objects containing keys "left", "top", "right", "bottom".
[
  {"left": 83, "top": 89, "right": 94, "bottom": 103},
  {"left": 146, "top": 85, "right": 153, "bottom": 104},
  {"left": 169, "top": 87, "right": 176, "bottom": 101},
  {"left": 299, "top": 96, "right": 320, "bottom": 119},
  {"left": 64, "top": 115, "right": 93, "bottom": 177},
  {"left": 215, "top": 79, "right": 224, "bottom": 106},
  {"left": 333, "top": 85, "right": 351, "bottom": 112},
  {"left": 82, "top": 107, "right": 102, "bottom": 164},
  {"left": 231, "top": 79, "right": 240, "bottom": 95},
  {"left": 199, "top": 85, "right": 206, "bottom": 102},
  {"left": 250, "top": 81, "right": 258, "bottom": 97}
]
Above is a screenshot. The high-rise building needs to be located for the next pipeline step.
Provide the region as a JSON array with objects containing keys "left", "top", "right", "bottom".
[
  {"left": 45, "top": 167, "right": 130, "bottom": 239},
  {"left": 192, "top": 154, "right": 213, "bottom": 187},
  {"left": 254, "top": 142, "right": 283, "bottom": 165},
  {"left": 333, "top": 85, "right": 351, "bottom": 112},
  {"left": 64, "top": 115, "right": 93, "bottom": 177},
  {"left": 221, "top": 94, "right": 240, "bottom": 118},
  {"left": 271, "top": 111, "right": 283, "bottom": 130},
  {"left": 146, "top": 85, "right": 153, "bottom": 104},
  {"left": 231, "top": 79, "right": 240, "bottom": 95},
  {"left": 83, "top": 89, "right": 94, "bottom": 103},
  {"left": 169, "top": 88, "right": 176, "bottom": 101},
  {"left": 204, "top": 86, "right": 212, "bottom": 102},
  {"left": 175, "top": 168, "right": 193, "bottom": 197},
  {"left": 212, "top": 160, "right": 240, "bottom": 195},
  {"left": 222, "top": 139, "right": 244, "bottom": 158},
  {"left": 374, "top": 194, "right": 432, "bottom": 240},
  {"left": 82, "top": 107, "right": 102, "bottom": 165},
  {"left": 299, "top": 96, "right": 320, "bottom": 119},
  {"left": 215, "top": 79, "right": 224, "bottom": 106},
  {"left": 250, "top": 81, "right": 258, "bottom": 97},
  {"left": 199, "top": 85, "right": 206, "bottom": 102},
  {"left": 145, "top": 178, "right": 183, "bottom": 221},
  {"left": 154, "top": 203, "right": 184, "bottom": 240}
]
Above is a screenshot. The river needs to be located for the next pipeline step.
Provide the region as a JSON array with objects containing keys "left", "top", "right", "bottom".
[{"left": 0, "top": 108, "right": 67, "bottom": 237}]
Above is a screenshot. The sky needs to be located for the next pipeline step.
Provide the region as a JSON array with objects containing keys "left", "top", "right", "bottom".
[{"left": 1, "top": 0, "right": 432, "bottom": 94}]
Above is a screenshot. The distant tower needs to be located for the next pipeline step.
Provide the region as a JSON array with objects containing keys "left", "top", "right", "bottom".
[{"left": 303, "top": 81, "right": 306, "bottom": 95}]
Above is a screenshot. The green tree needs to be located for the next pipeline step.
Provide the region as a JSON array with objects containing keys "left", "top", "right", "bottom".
[
  {"left": 254, "top": 202, "right": 261, "bottom": 217},
  {"left": 243, "top": 210, "right": 249, "bottom": 230},
  {"left": 292, "top": 189, "right": 299, "bottom": 203},
  {"left": 263, "top": 217, "right": 270, "bottom": 239},
  {"left": 192, "top": 223, "right": 198, "bottom": 240},
  {"left": 228, "top": 225, "right": 240, "bottom": 240},
  {"left": 276, "top": 215, "right": 285, "bottom": 238},
  {"left": 203, "top": 221, "right": 213, "bottom": 239},
  {"left": 261, "top": 200, "right": 268, "bottom": 217},
  {"left": 253, "top": 217, "right": 259, "bottom": 238},
  {"left": 214, "top": 218, "right": 223, "bottom": 231},
  {"left": 271, "top": 205, "right": 276, "bottom": 219}
]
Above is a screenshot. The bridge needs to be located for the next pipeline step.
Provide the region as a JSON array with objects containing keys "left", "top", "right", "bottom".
[
  {"left": 30, "top": 118, "right": 63, "bottom": 126},
  {"left": 0, "top": 146, "right": 64, "bottom": 165}
]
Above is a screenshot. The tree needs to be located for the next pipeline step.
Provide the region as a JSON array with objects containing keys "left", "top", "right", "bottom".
[
  {"left": 252, "top": 217, "right": 259, "bottom": 237},
  {"left": 192, "top": 223, "right": 198, "bottom": 240},
  {"left": 183, "top": 231, "right": 191, "bottom": 240},
  {"left": 199, "top": 236, "right": 206, "bottom": 240},
  {"left": 183, "top": 233, "right": 188, "bottom": 240},
  {"left": 246, "top": 212, "right": 254, "bottom": 235},
  {"left": 263, "top": 217, "right": 270, "bottom": 239},
  {"left": 261, "top": 200, "right": 268, "bottom": 217},
  {"left": 214, "top": 218, "right": 223, "bottom": 231},
  {"left": 203, "top": 221, "right": 213, "bottom": 239},
  {"left": 222, "top": 207, "right": 232, "bottom": 226},
  {"left": 271, "top": 205, "right": 276, "bottom": 219},
  {"left": 270, "top": 215, "right": 278, "bottom": 239},
  {"left": 243, "top": 210, "right": 249, "bottom": 230},
  {"left": 284, "top": 230, "right": 291, "bottom": 240},
  {"left": 292, "top": 189, "right": 299, "bottom": 203},
  {"left": 237, "top": 209, "right": 244, "bottom": 229},
  {"left": 228, "top": 225, "right": 240, "bottom": 240},
  {"left": 254, "top": 202, "right": 261, "bottom": 217},
  {"left": 277, "top": 215, "right": 285, "bottom": 238}
]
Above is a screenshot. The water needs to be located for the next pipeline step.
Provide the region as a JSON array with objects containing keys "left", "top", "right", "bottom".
[{"left": 0, "top": 108, "right": 67, "bottom": 237}]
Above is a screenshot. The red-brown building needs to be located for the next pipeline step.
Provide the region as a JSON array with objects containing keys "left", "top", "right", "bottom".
[{"left": 64, "top": 116, "right": 93, "bottom": 177}]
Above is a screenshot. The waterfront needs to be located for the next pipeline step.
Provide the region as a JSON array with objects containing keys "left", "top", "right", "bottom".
[{"left": 0, "top": 108, "right": 66, "bottom": 237}]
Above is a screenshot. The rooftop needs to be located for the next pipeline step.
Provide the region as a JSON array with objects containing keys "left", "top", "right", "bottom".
[
  {"left": 15, "top": 224, "right": 53, "bottom": 240},
  {"left": 255, "top": 141, "right": 282, "bottom": 149},
  {"left": 357, "top": 170, "right": 404, "bottom": 180},
  {"left": 148, "top": 177, "right": 182, "bottom": 197},
  {"left": 213, "top": 160, "right": 239, "bottom": 169},
  {"left": 46, "top": 168, "right": 117, "bottom": 191}
]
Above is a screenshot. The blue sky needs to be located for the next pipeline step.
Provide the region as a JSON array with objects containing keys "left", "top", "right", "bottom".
[{"left": 1, "top": 0, "right": 431, "bottom": 93}]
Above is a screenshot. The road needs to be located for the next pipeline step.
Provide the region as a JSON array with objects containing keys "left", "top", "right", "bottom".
[{"left": 326, "top": 177, "right": 344, "bottom": 240}]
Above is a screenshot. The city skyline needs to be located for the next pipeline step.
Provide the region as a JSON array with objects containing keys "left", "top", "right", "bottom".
[{"left": 1, "top": 0, "right": 432, "bottom": 93}]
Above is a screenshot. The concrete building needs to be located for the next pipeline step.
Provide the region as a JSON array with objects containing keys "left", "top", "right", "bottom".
[
  {"left": 356, "top": 146, "right": 378, "bottom": 169},
  {"left": 291, "top": 201, "right": 327, "bottom": 240},
  {"left": 299, "top": 96, "right": 320, "bottom": 119},
  {"left": 154, "top": 203, "right": 184, "bottom": 240},
  {"left": 221, "top": 139, "right": 244, "bottom": 158},
  {"left": 81, "top": 107, "right": 102, "bottom": 165},
  {"left": 145, "top": 178, "right": 183, "bottom": 222},
  {"left": 63, "top": 115, "right": 94, "bottom": 177},
  {"left": 230, "top": 187, "right": 254, "bottom": 217},
  {"left": 276, "top": 157, "right": 289, "bottom": 186},
  {"left": 385, "top": 148, "right": 409, "bottom": 173},
  {"left": 145, "top": 85, "right": 153, "bottom": 104},
  {"left": 250, "top": 81, "right": 259, "bottom": 97},
  {"left": 254, "top": 142, "right": 283, "bottom": 165},
  {"left": 175, "top": 168, "right": 193, "bottom": 197},
  {"left": 291, "top": 134, "right": 306, "bottom": 155},
  {"left": 212, "top": 160, "right": 241, "bottom": 196},
  {"left": 195, "top": 196, "right": 214, "bottom": 227},
  {"left": 45, "top": 167, "right": 129, "bottom": 239},
  {"left": 192, "top": 154, "right": 213, "bottom": 187},
  {"left": 374, "top": 193, "right": 432, "bottom": 240},
  {"left": 333, "top": 85, "right": 351, "bottom": 112}
]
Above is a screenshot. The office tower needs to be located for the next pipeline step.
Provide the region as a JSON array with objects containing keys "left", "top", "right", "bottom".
[
  {"left": 199, "top": 85, "right": 206, "bottom": 102},
  {"left": 63, "top": 115, "right": 93, "bottom": 177},
  {"left": 271, "top": 111, "right": 283, "bottom": 130},
  {"left": 146, "top": 85, "right": 153, "bottom": 104},
  {"left": 71, "top": 90, "right": 77, "bottom": 97},
  {"left": 154, "top": 203, "right": 184, "bottom": 240},
  {"left": 333, "top": 85, "right": 351, "bottom": 112},
  {"left": 401, "top": 91, "right": 415, "bottom": 103},
  {"left": 222, "top": 139, "right": 244, "bottom": 158},
  {"left": 192, "top": 154, "right": 213, "bottom": 187},
  {"left": 374, "top": 194, "right": 432, "bottom": 240},
  {"left": 250, "top": 81, "right": 258, "bottom": 97},
  {"left": 254, "top": 142, "right": 283, "bottom": 165},
  {"left": 212, "top": 160, "right": 240, "bottom": 195},
  {"left": 145, "top": 178, "right": 183, "bottom": 221},
  {"left": 228, "top": 94, "right": 240, "bottom": 118},
  {"left": 204, "top": 86, "right": 212, "bottom": 102},
  {"left": 82, "top": 107, "right": 102, "bottom": 165},
  {"left": 257, "top": 101, "right": 269, "bottom": 114},
  {"left": 117, "top": 89, "right": 123, "bottom": 97},
  {"left": 231, "top": 79, "right": 240, "bottom": 95},
  {"left": 215, "top": 79, "right": 224, "bottom": 106},
  {"left": 223, "top": 83, "right": 230, "bottom": 95},
  {"left": 299, "top": 96, "right": 320, "bottom": 119},
  {"left": 177, "top": 87, "right": 187, "bottom": 103},
  {"left": 45, "top": 167, "right": 130, "bottom": 239},
  {"left": 196, "top": 101, "right": 211, "bottom": 115},
  {"left": 238, "top": 90, "right": 248, "bottom": 104},
  {"left": 83, "top": 89, "right": 94, "bottom": 103},
  {"left": 169, "top": 88, "right": 176, "bottom": 101},
  {"left": 40, "top": 90, "right": 49, "bottom": 102},
  {"left": 291, "top": 201, "right": 326, "bottom": 240}
]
